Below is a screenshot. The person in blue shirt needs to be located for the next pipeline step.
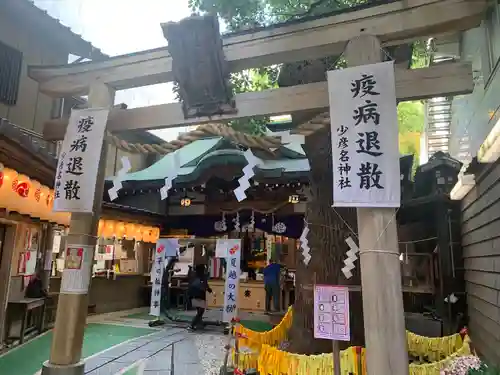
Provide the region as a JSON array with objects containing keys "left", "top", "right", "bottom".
[{"left": 263, "top": 258, "right": 281, "bottom": 314}]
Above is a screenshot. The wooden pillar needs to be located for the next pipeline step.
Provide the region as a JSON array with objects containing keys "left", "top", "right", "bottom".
[
  {"left": 345, "top": 35, "right": 409, "bottom": 375},
  {"left": 0, "top": 224, "right": 18, "bottom": 348},
  {"left": 41, "top": 223, "right": 54, "bottom": 290},
  {"left": 41, "top": 83, "right": 115, "bottom": 375},
  {"left": 436, "top": 200, "right": 453, "bottom": 334}
]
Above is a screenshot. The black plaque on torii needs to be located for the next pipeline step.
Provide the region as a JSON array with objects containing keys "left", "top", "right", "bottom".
[{"left": 163, "top": 15, "right": 236, "bottom": 119}]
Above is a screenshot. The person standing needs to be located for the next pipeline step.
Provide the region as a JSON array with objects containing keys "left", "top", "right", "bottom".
[
  {"left": 263, "top": 258, "right": 281, "bottom": 314},
  {"left": 187, "top": 264, "right": 212, "bottom": 331}
]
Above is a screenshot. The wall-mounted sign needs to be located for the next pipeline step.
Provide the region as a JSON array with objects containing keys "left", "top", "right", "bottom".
[
  {"left": 60, "top": 245, "right": 94, "bottom": 294},
  {"left": 314, "top": 285, "right": 350, "bottom": 341}
]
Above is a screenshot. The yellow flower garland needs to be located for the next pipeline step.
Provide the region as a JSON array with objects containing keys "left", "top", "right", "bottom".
[
  {"left": 234, "top": 306, "right": 293, "bottom": 351},
  {"left": 253, "top": 337, "right": 470, "bottom": 375},
  {"left": 406, "top": 331, "right": 463, "bottom": 362},
  {"left": 408, "top": 336, "right": 471, "bottom": 375},
  {"left": 232, "top": 307, "right": 471, "bottom": 375},
  {"left": 256, "top": 344, "right": 362, "bottom": 375}
]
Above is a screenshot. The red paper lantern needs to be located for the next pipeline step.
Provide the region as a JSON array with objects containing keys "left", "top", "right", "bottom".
[{"left": 16, "top": 181, "right": 30, "bottom": 198}]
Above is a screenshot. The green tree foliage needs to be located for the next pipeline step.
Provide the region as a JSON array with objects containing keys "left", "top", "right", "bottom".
[
  {"left": 188, "top": 0, "right": 427, "bottom": 150},
  {"left": 229, "top": 67, "right": 281, "bottom": 135},
  {"left": 188, "top": 0, "right": 372, "bottom": 31},
  {"left": 398, "top": 101, "right": 424, "bottom": 171}
]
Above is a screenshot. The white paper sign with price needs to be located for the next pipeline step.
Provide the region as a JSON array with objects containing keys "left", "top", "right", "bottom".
[
  {"left": 60, "top": 245, "right": 94, "bottom": 294},
  {"left": 150, "top": 242, "right": 166, "bottom": 317},
  {"left": 328, "top": 61, "right": 400, "bottom": 208},
  {"left": 53, "top": 108, "right": 110, "bottom": 213},
  {"left": 314, "top": 285, "right": 350, "bottom": 341},
  {"left": 222, "top": 239, "right": 242, "bottom": 323}
]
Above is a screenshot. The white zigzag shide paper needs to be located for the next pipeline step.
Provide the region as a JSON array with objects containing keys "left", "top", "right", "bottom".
[
  {"left": 342, "top": 236, "right": 360, "bottom": 279},
  {"left": 108, "top": 156, "right": 131, "bottom": 201},
  {"left": 233, "top": 149, "right": 259, "bottom": 202}
]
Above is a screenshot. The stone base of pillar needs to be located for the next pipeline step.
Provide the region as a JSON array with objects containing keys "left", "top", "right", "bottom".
[{"left": 41, "top": 361, "right": 85, "bottom": 375}]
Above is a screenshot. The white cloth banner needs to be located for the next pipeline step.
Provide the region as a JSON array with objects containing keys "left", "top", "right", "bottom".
[
  {"left": 53, "top": 108, "right": 110, "bottom": 213},
  {"left": 156, "top": 238, "right": 179, "bottom": 258},
  {"left": 150, "top": 243, "right": 166, "bottom": 317},
  {"left": 328, "top": 61, "right": 400, "bottom": 208},
  {"left": 222, "top": 239, "right": 241, "bottom": 323},
  {"left": 215, "top": 239, "right": 228, "bottom": 258}
]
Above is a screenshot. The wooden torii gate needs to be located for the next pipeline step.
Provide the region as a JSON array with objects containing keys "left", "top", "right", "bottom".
[{"left": 29, "top": 1, "right": 486, "bottom": 375}]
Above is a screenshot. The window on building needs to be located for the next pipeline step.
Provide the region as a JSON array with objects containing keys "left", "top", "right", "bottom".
[
  {"left": 0, "top": 41, "right": 23, "bottom": 106},
  {"left": 485, "top": 3, "right": 500, "bottom": 76}
]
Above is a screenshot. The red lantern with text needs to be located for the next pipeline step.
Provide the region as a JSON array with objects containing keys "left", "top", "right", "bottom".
[{"left": 10, "top": 174, "right": 30, "bottom": 213}]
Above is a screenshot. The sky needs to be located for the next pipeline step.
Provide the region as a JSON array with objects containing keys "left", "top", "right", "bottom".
[{"left": 33, "top": 0, "right": 195, "bottom": 141}]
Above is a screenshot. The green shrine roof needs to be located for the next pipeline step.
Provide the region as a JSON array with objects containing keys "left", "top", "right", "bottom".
[{"left": 108, "top": 136, "right": 309, "bottom": 184}]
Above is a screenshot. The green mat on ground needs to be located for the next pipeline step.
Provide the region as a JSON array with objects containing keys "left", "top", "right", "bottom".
[
  {"left": 125, "top": 311, "right": 274, "bottom": 332},
  {"left": 0, "top": 323, "right": 154, "bottom": 375}
]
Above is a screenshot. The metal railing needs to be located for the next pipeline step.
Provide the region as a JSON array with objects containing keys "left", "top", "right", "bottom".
[{"left": 0, "top": 118, "right": 58, "bottom": 160}]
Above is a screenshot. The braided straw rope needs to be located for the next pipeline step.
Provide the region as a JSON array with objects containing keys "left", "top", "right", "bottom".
[{"left": 106, "top": 112, "right": 331, "bottom": 155}]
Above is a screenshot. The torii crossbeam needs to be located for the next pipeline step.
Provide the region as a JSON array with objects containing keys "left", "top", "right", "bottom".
[
  {"left": 42, "top": 62, "right": 472, "bottom": 140},
  {"left": 29, "top": 0, "right": 484, "bottom": 96}
]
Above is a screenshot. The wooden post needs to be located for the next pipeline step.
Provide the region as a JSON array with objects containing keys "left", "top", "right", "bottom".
[
  {"left": 41, "top": 224, "right": 54, "bottom": 291},
  {"left": 344, "top": 35, "right": 409, "bottom": 375},
  {"left": 332, "top": 340, "right": 341, "bottom": 375},
  {"left": 0, "top": 225, "right": 18, "bottom": 348},
  {"left": 313, "top": 270, "right": 341, "bottom": 375},
  {"left": 41, "top": 83, "right": 115, "bottom": 375}
]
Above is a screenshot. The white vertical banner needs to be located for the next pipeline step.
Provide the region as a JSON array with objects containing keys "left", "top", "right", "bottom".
[
  {"left": 328, "top": 61, "right": 400, "bottom": 208},
  {"left": 53, "top": 108, "right": 110, "bottom": 213},
  {"left": 150, "top": 243, "right": 166, "bottom": 317},
  {"left": 223, "top": 239, "right": 241, "bottom": 323}
]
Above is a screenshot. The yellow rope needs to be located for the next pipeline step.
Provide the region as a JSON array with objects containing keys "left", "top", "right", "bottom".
[{"left": 105, "top": 112, "right": 330, "bottom": 155}]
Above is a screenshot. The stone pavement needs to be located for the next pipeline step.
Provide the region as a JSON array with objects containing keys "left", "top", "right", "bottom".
[
  {"left": 83, "top": 326, "right": 227, "bottom": 375},
  {"left": 0, "top": 308, "right": 230, "bottom": 375}
]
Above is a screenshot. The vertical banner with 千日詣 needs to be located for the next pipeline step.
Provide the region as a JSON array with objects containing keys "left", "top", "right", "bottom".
[
  {"left": 149, "top": 241, "right": 166, "bottom": 317},
  {"left": 222, "top": 239, "right": 241, "bottom": 323},
  {"left": 328, "top": 61, "right": 400, "bottom": 208},
  {"left": 53, "top": 108, "right": 110, "bottom": 213}
]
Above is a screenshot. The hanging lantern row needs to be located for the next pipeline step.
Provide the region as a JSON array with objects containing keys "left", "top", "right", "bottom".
[
  {"left": 0, "top": 168, "right": 70, "bottom": 226},
  {"left": 97, "top": 219, "right": 160, "bottom": 243}
]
